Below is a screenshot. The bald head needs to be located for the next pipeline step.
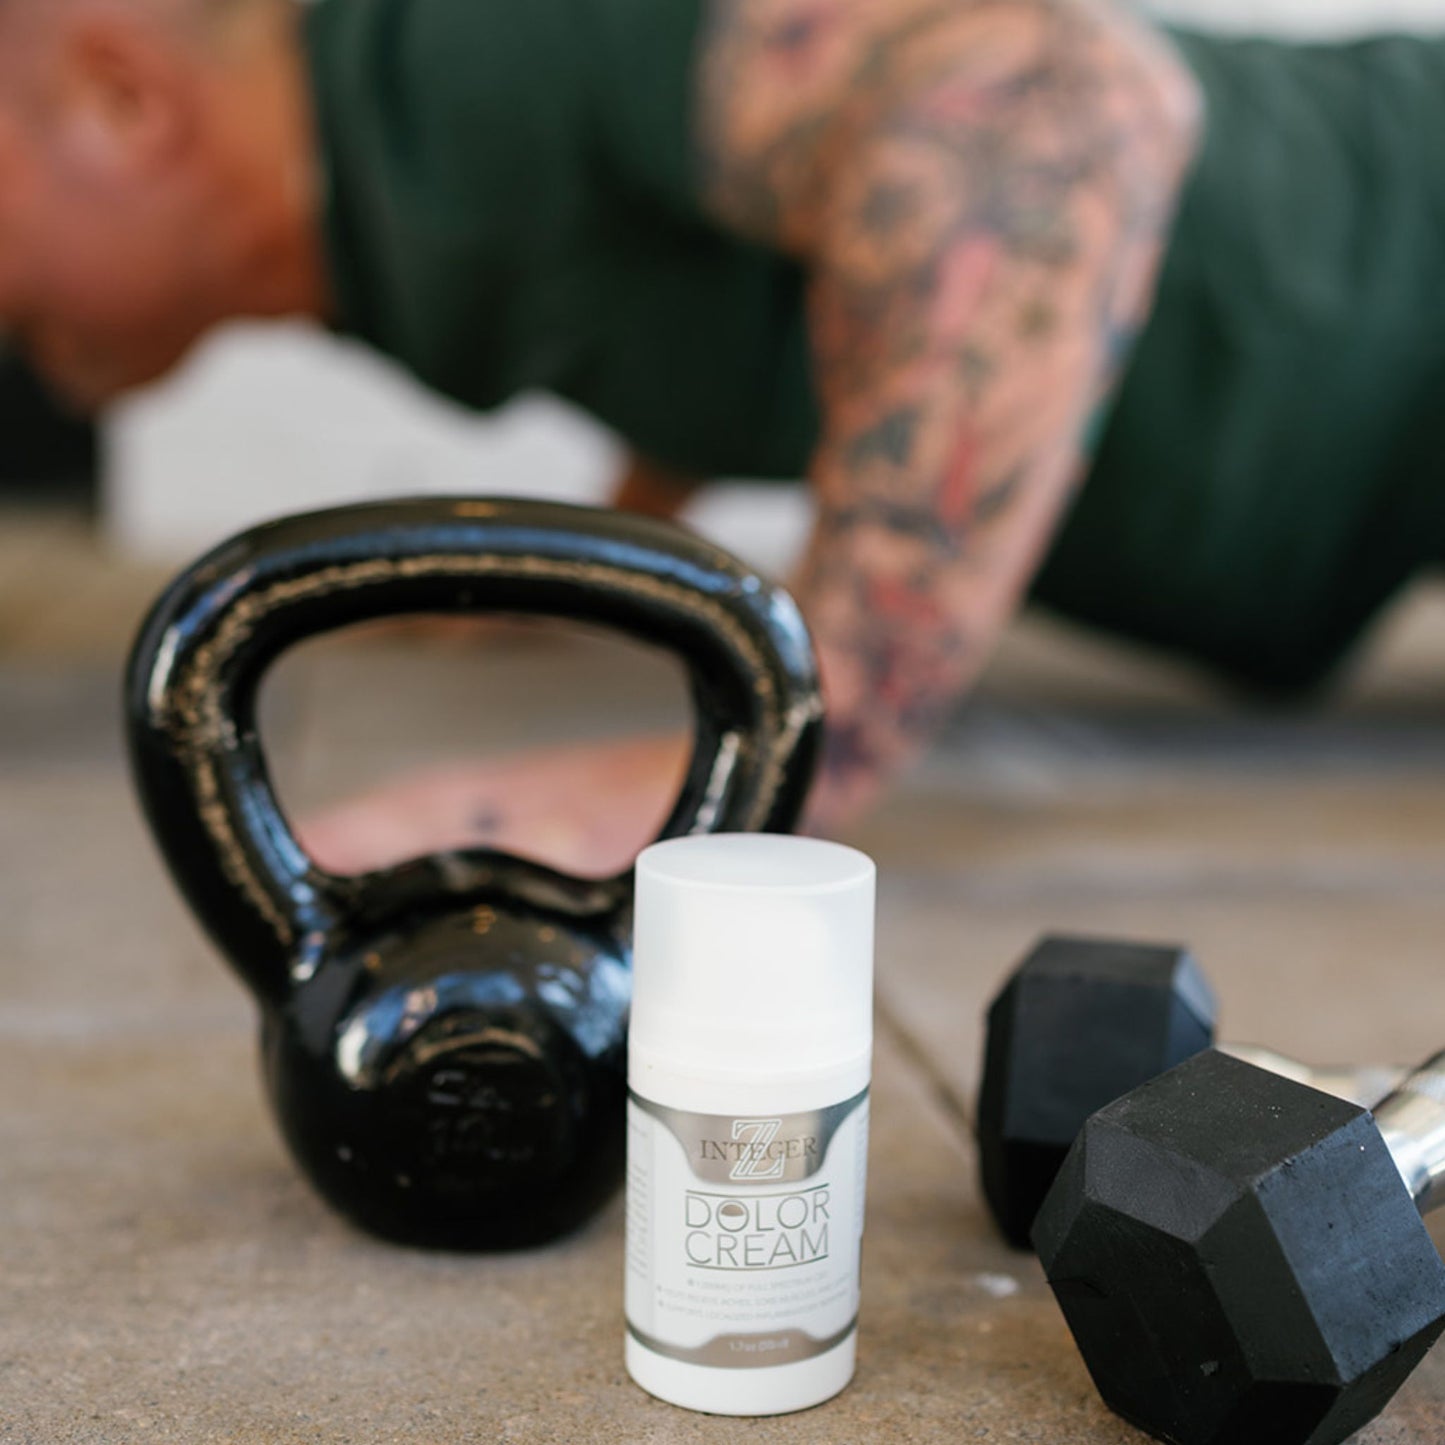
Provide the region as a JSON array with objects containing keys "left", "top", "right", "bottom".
[
  {"left": 0, "top": 0, "right": 273, "bottom": 22},
  {"left": 0, "top": 0, "right": 322, "bottom": 406},
  {"left": 0, "top": 0, "right": 283, "bottom": 47}
]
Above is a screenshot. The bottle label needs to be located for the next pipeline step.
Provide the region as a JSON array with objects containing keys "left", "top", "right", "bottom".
[{"left": 625, "top": 1087, "right": 869, "bottom": 1369}]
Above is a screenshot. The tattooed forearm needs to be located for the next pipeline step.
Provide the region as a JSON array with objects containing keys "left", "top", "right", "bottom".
[{"left": 698, "top": 0, "right": 1200, "bottom": 829}]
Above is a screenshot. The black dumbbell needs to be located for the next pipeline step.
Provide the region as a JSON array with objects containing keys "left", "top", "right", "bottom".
[
  {"left": 126, "top": 498, "right": 823, "bottom": 1250},
  {"left": 977, "top": 936, "right": 1401, "bottom": 1248},
  {"left": 1034, "top": 1048, "right": 1445, "bottom": 1445}
]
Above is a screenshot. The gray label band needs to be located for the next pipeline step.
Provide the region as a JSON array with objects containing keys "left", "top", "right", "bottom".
[
  {"left": 627, "top": 1317, "right": 858, "bottom": 1369},
  {"left": 629, "top": 1088, "right": 870, "bottom": 1185}
]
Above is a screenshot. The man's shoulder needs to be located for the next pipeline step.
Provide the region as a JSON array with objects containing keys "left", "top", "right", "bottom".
[
  {"left": 306, "top": 0, "right": 587, "bottom": 131},
  {"left": 306, "top": 0, "right": 710, "bottom": 202}
]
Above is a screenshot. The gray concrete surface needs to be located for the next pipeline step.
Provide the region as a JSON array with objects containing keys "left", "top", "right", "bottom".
[{"left": 3, "top": 527, "right": 1444, "bottom": 1443}]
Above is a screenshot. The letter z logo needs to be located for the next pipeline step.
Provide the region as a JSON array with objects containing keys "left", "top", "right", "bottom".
[{"left": 730, "top": 1118, "right": 785, "bottom": 1181}]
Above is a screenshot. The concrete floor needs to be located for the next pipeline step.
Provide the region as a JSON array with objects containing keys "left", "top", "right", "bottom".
[{"left": 3, "top": 512, "right": 1445, "bottom": 1444}]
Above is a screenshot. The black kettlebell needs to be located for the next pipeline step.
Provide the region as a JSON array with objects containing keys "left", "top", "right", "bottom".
[{"left": 126, "top": 498, "right": 823, "bottom": 1250}]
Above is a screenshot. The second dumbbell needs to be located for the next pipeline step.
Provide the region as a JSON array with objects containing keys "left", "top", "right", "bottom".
[{"left": 975, "top": 935, "right": 1401, "bottom": 1248}]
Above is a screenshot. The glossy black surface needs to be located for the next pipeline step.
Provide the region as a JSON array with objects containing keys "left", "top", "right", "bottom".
[{"left": 126, "top": 498, "right": 823, "bottom": 1250}]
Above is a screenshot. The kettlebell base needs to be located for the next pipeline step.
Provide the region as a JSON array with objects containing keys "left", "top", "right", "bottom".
[
  {"left": 626, "top": 1329, "right": 856, "bottom": 1416},
  {"left": 288, "top": 1115, "right": 628, "bottom": 1253}
]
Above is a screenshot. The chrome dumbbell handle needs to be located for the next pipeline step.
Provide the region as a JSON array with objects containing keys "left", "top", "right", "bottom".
[
  {"left": 1374, "top": 1051, "right": 1445, "bottom": 1217},
  {"left": 1221, "top": 1045, "right": 1405, "bottom": 1111}
]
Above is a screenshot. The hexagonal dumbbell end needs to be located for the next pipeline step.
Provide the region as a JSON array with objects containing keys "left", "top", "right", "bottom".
[
  {"left": 1034, "top": 1049, "right": 1445, "bottom": 1445},
  {"left": 976, "top": 936, "right": 1217, "bottom": 1248}
]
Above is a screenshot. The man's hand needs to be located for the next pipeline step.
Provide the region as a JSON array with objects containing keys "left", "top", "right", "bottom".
[
  {"left": 700, "top": 0, "right": 1201, "bottom": 834},
  {"left": 612, "top": 453, "right": 707, "bottom": 521},
  {"left": 297, "top": 734, "right": 693, "bottom": 879}
]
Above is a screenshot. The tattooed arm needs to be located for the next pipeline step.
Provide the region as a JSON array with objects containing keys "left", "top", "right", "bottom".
[{"left": 698, "top": 0, "right": 1200, "bottom": 831}]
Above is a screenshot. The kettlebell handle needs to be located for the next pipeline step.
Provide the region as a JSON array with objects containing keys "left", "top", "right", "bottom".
[{"left": 126, "top": 498, "right": 825, "bottom": 1007}]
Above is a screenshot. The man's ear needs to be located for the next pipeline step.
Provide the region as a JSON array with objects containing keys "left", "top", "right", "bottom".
[{"left": 49, "top": 9, "right": 199, "bottom": 180}]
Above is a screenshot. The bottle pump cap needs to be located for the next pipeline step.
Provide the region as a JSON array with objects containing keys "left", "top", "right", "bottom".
[{"left": 632, "top": 834, "right": 876, "bottom": 1075}]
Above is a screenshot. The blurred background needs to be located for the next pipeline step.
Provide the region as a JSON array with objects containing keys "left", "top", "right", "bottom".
[
  {"left": 5, "top": 0, "right": 1439, "bottom": 578},
  {"left": 7, "top": 0, "right": 1442, "bottom": 824},
  {"left": 5, "top": 0, "right": 1443, "bottom": 771}
]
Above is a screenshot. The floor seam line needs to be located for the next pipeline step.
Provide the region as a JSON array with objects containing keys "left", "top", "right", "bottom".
[{"left": 874, "top": 996, "right": 975, "bottom": 1148}]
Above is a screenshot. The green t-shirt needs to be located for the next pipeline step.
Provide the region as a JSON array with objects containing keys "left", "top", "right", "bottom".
[
  {"left": 304, "top": 0, "right": 818, "bottom": 480},
  {"left": 304, "top": 1, "right": 1445, "bottom": 691}
]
